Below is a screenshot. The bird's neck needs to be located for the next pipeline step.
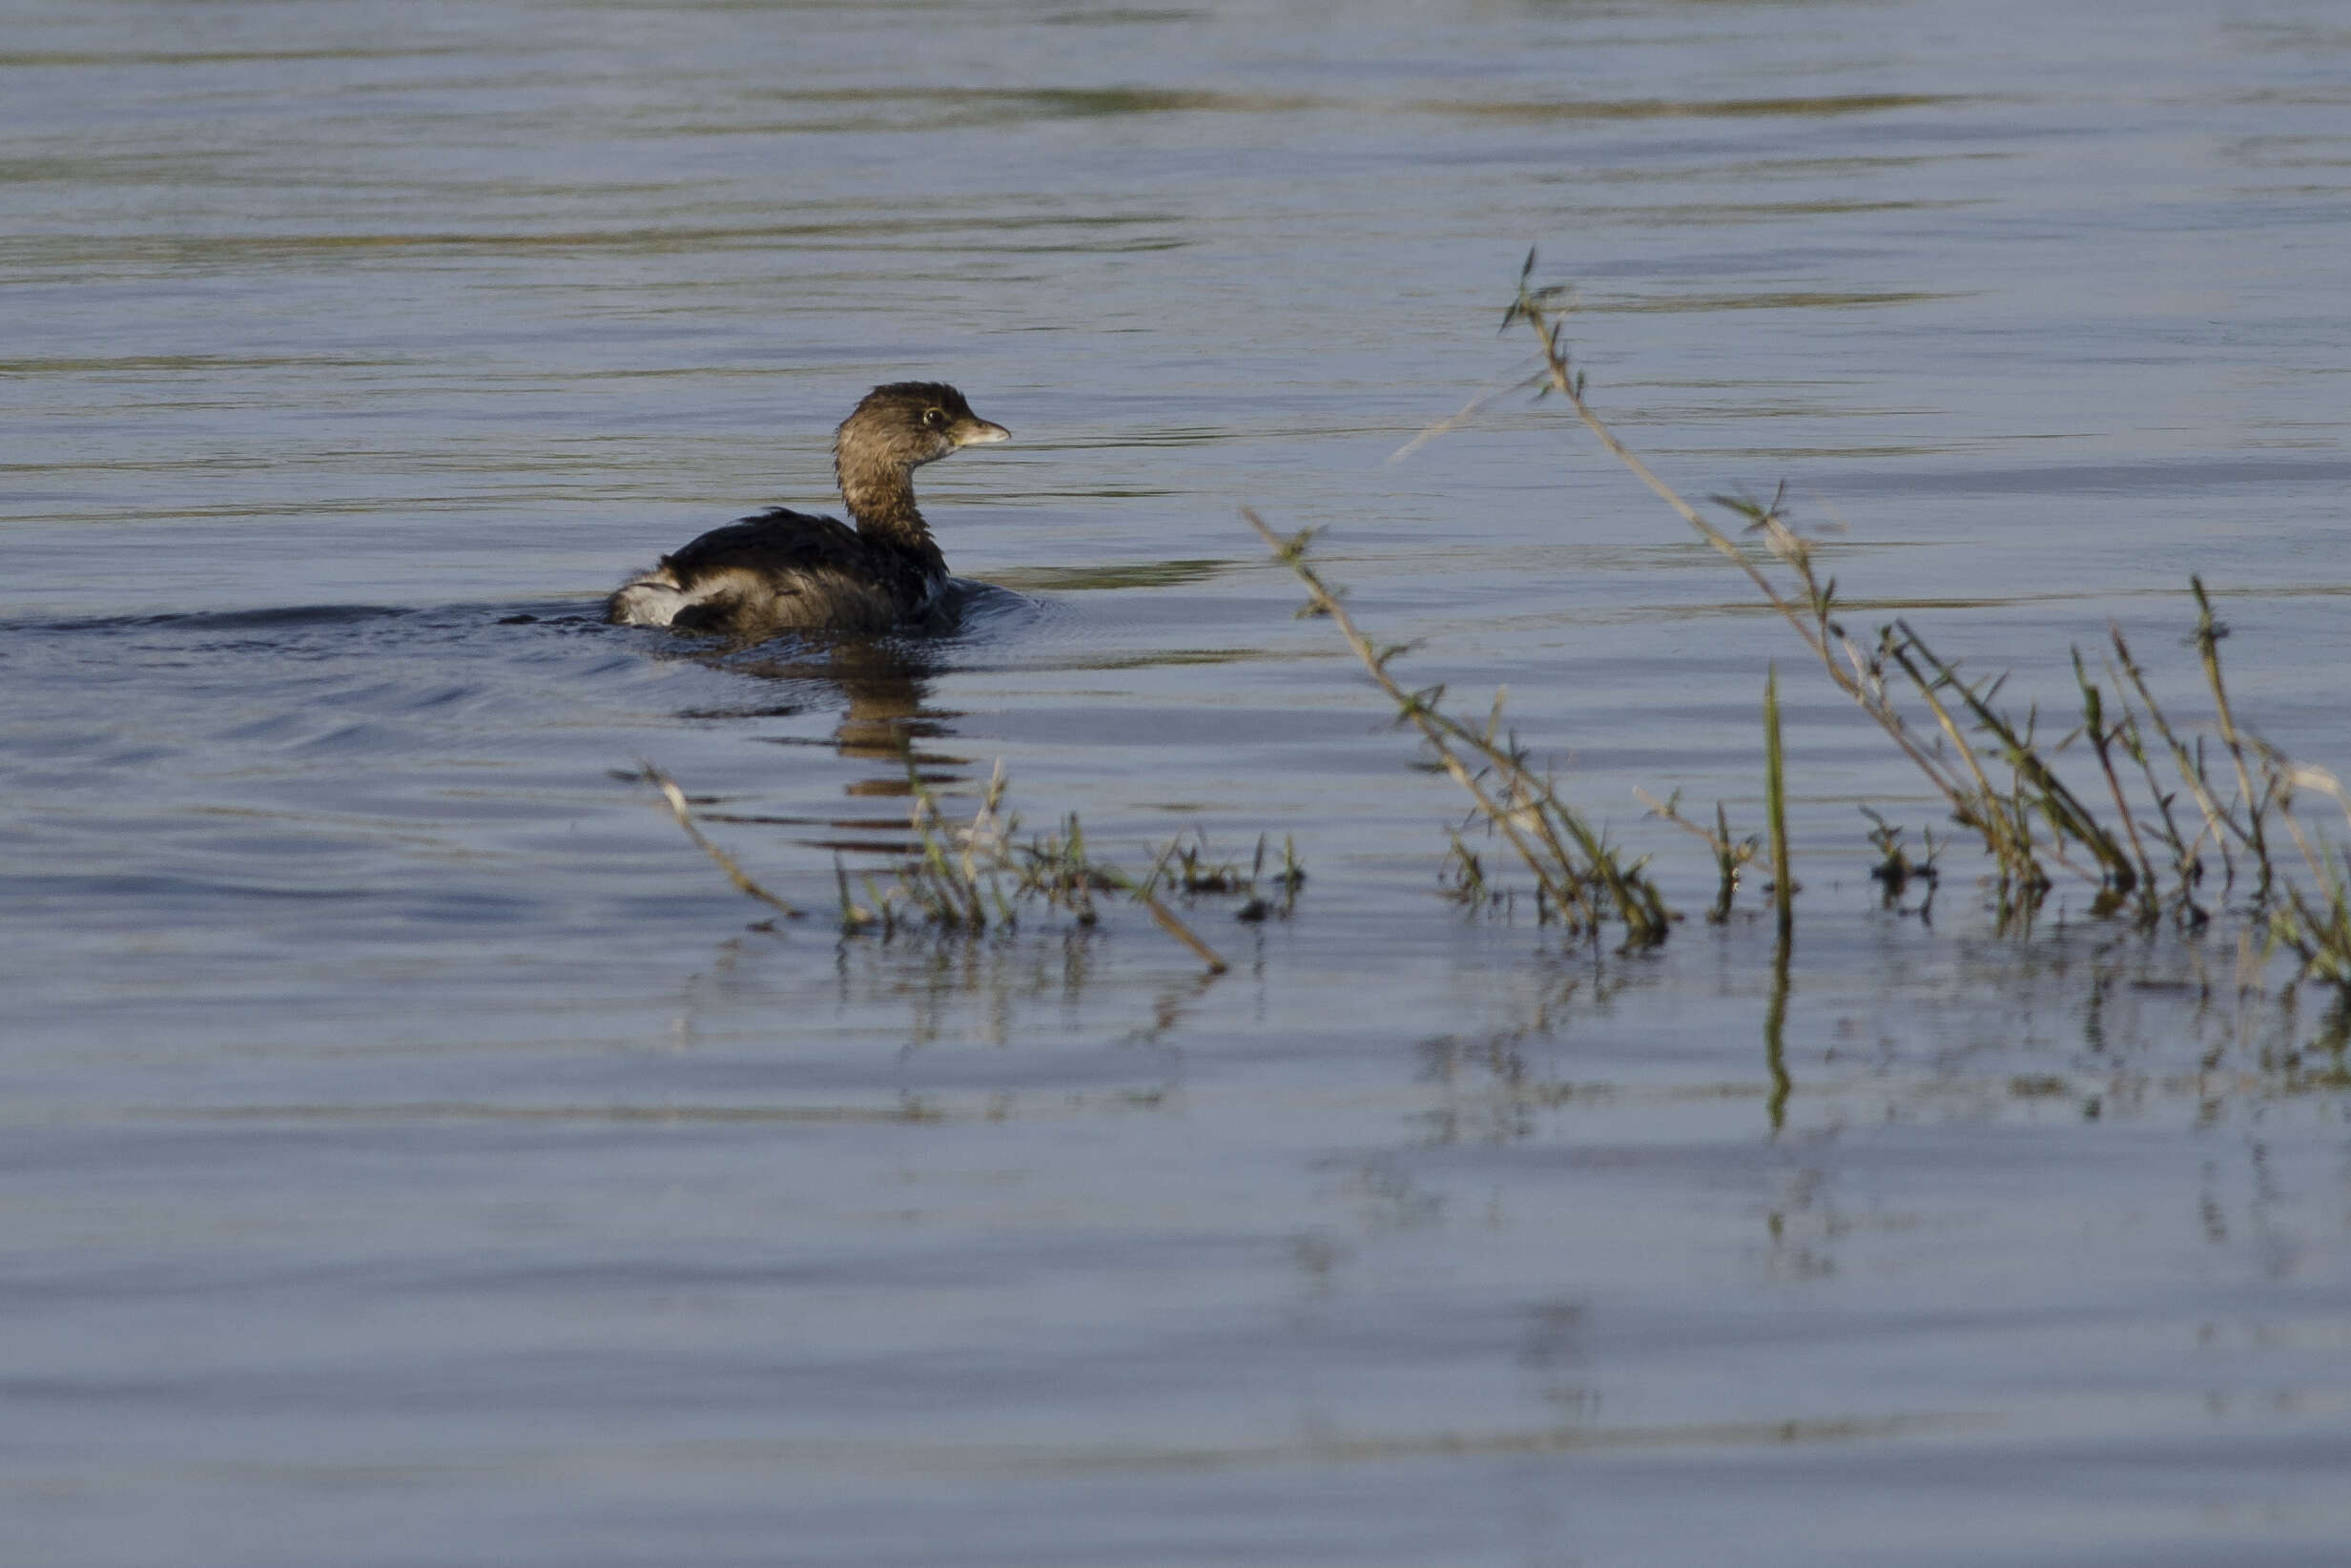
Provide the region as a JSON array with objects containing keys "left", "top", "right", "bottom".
[{"left": 836, "top": 449, "right": 945, "bottom": 573}]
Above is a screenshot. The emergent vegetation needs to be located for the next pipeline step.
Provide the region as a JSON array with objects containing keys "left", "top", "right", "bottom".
[
  {"left": 640, "top": 761, "right": 1257, "bottom": 975},
  {"left": 1495, "top": 254, "right": 2351, "bottom": 981}
]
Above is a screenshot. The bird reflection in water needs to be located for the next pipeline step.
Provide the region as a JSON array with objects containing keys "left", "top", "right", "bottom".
[
  {"left": 634, "top": 580, "right": 982, "bottom": 869},
  {"left": 676, "top": 628, "right": 974, "bottom": 856},
  {"left": 738, "top": 638, "right": 962, "bottom": 788}
]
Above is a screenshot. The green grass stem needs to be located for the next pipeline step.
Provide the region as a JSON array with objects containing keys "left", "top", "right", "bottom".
[{"left": 1763, "top": 667, "right": 1792, "bottom": 939}]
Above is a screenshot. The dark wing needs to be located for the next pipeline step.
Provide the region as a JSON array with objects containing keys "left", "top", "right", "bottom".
[{"left": 659, "top": 507, "right": 871, "bottom": 586}]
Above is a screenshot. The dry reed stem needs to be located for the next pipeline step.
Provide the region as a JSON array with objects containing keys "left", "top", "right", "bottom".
[
  {"left": 1244, "top": 506, "right": 1668, "bottom": 942},
  {"left": 1475, "top": 256, "right": 2351, "bottom": 976},
  {"left": 659, "top": 758, "right": 1228, "bottom": 974},
  {"left": 1888, "top": 625, "right": 2132, "bottom": 891},
  {"left": 1243, "top": 509, "right": 1585, "bottom": 919},
  {"left": 887, "top": 762, "right": 1228, "bottom": 974},
  {"left": 1494, "top": 262, "right": 2323, "bottom": 925},
  {"left": 2073, "top": 648, "right": 2162, "bottom": 919},
  {"left": 1100, "top": 867, "right": 1230, "bottom": 974},
  {"left": 2263, "top": 765, "right": 2351, "bottom": 985},
  {"left": 1492, "top": 271, "right": 2101, "bottom": 899},
  {"left": 2108, "top": 627, "right": 2244, "bottom": 888},
  {"left": 2190, "top": 580, "right": 2276, "bottom": 898},
  {"left": 641, "top": 765, "right": 805, "bottom": 918},
  {"left": 1633, "top": 787, "right": 1758, "bottom": 923}
]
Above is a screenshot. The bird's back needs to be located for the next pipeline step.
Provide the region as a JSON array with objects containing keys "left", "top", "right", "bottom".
[{"left": 607, "top": 508, "right": 933, "bottom": 635}]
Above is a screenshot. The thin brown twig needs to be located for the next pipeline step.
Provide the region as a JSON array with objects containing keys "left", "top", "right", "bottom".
[
  {"left": 642, "top": 764, "right": 806, "bottom": 918},
  {"left": 1245, "top": 506, "right": 1668, "bottom": 941}
]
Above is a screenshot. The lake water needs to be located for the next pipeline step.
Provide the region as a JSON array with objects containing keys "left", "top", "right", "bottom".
[{"left": 6, "top": 1, "right": 2351, "bottom": 1563}]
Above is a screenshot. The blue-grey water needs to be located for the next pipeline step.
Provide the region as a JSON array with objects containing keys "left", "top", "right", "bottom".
[{"left": 6, "top": 2, "right": 2350, "bottom": 1563}]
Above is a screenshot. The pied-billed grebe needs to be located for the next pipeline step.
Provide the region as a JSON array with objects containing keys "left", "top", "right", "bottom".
[{"left": 607, "top": 382, "right": 1009, "bottom": 637}]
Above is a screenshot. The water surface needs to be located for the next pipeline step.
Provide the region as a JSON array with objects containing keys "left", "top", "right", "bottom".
[{"left": 6, "top": 2, "right": 2350, "bottom": 1563}]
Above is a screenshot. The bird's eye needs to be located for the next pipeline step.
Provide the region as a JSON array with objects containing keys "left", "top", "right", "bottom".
[{"left": 922, "top": 407, "right": 947, "bottom": 429}]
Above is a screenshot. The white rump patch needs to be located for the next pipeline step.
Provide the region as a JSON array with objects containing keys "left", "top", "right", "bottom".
[{"left": 608, "top": 570, "right": 693, "bottom": 627}]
